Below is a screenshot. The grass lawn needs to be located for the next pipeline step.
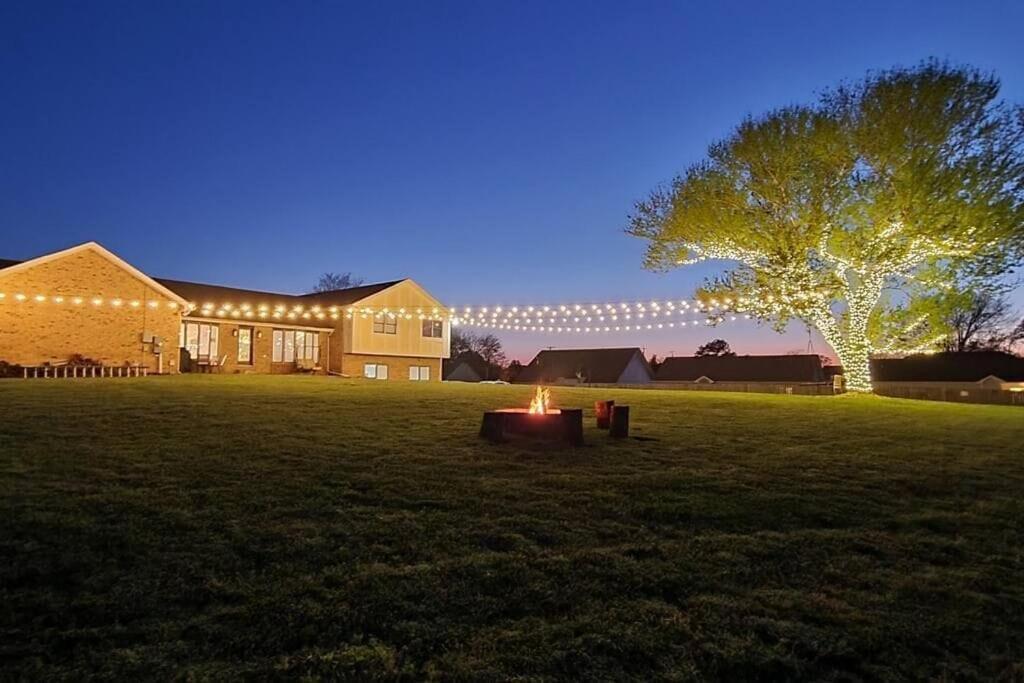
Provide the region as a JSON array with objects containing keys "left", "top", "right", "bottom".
[{"left": 1, "top": 376, "right": 1023, "bottom": 680}]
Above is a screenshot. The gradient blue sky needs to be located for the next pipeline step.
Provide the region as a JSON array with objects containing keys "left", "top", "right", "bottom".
[{"left": 2, "top": 1, "right": 1022, "bottom": 362}]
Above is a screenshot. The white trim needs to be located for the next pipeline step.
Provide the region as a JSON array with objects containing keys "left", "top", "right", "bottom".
[
  {"left": 976, "top": 374, "right": 1008, "bottom": 384},
  {"left": 0, "top": 241, "right": 190, "bottom": 307},
  {"left": 695, "top": 375, "right": 715, "bottom": 384}
]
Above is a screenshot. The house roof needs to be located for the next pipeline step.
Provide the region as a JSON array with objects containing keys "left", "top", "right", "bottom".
[
  {"left": 656, "top": 354, "right": 825, "bottom": 383},
  {"left": 155, "top": 277, "right": 403, "bottom": 329},
  {"left": 443, "top": 351, "right": 491, "bottom": 380},
  {"left": 155, "top": 277, "right": 401, "bottom": 308},
  {"left": 0, "top": 242, "right": 190, "bottom": 306},
  {"left": 515, "top": 347, "right": 651, "bottom": 384},
  {"left": 0, "top": 242, "right": 408, "bottom": 330},
  {"left": 870, "top": 352, "right": 1024, "bottom": 383}
]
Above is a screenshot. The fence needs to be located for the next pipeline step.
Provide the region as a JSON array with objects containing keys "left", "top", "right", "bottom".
[
  {"left": 20, "top": 365, "right": 149, "bottom": 379},
  {"left": 582, "top": 381, "right": 837, "bottom": 396},
  {"left": 872, "top": 382, "right": 1024, "bottom": 406}
]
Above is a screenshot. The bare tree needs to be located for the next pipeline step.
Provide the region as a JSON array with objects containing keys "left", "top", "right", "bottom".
[
  {"left": 944, "top": 289, "right": 1022, "bottom": 352},
  {"left": 312, "top": 272, "right": 364, "bottom": 293},
  {"left": 474, "top": 334, "right": 507, "bottom": 378},
  {"left": 450, "top": 329, "right": 507, "bottom": 379}
]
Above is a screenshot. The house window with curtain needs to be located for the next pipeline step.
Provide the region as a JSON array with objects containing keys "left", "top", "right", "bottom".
[
  {"left": 363, "top": 363, "right": 388, "bottom": 379},
  {"left": 237, "top": 327, "right": 253, "bottom": 364},
  {"left": 272, "top": 329, "right": 319, "bottom": 363},
  {"left": 181, "top": 321, "right": 219, "bottom": 362},
  {"left": 421, "top": 320, "right": 443, "bottom": 338},
  {"left": 409, "top": 365, "right": 431, "bottom": 381}
]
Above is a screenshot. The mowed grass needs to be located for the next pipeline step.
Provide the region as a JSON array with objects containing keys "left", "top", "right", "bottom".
[{"left": 1, "top": 377, "right": 1023, "bottom": 681}]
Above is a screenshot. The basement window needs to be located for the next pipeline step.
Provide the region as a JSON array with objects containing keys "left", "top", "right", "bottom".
[
  {"left": 364, "top": 363, "right": 389, "bottom": 380},
  {"left": 409, "top": 365, "right": 431, "bottom": 381}
]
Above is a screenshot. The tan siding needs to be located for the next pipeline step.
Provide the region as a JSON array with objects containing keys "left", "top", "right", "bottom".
[{"left": 345, "top": 280, "right": 449, "bottom": 359}]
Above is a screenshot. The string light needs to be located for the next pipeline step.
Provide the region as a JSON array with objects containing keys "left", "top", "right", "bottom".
[
  {"left": 0, "top": 292, "right": 179, "bottom": 310},
  {"left": 0, "top": 289, "right": 759, "bottom": 336}
]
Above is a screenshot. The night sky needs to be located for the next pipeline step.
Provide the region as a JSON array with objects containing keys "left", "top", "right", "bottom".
[{"left": 2, "top": 1, "right": 1022, "bottom": 362}]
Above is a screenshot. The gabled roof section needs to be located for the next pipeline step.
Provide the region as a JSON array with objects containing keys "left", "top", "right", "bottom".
[
  {"left": 0, "top": 241, "right": 189, "bottom": 306},
  {"left": 156, "top": 278, "right": 406, "bottom": 329},
  {"left": 515, "top": 347, "right": 651, "bottom": 384},
  {"left": 156, "top": 278, "right": 405, "bottom": 309},
  {"left": 344, "top": 278, "right": 448, "bottom": 312},
  {"left": 300, "top": 280, "right": 405, "bottom": 306},
  {"left": 870, "top": 352, "right": 1024, "bottom": 383},
  {"left": 656, "top": 354, "right": 825, "bottom": 383}
]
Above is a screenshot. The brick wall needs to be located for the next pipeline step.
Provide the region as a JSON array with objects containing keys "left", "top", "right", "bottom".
[
  {"left": 0, "top": 249, "right": 181, "bottom": 371},
  {"left": 341, "top": 353, "right": 442, "bottom": 381},
  {"left": 180, "top": 320, "right": 331, "bottom": 374}
]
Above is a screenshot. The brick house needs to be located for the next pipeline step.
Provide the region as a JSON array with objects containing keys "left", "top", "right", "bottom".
[{"left": 0, "top": 242, "right": 450, "bottom": 380}]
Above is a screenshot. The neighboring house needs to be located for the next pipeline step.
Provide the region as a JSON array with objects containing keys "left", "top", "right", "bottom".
[
  {"left": 0, "top": 241, "right": 450, "bottom": 379},
  {"left": 656, "top": 354, "right": 826, "bottom": 384},
  {"left": 871, "top": 352, "right": 1024, "bottom": 392},
  {"left": 514, "top": 347, "right": 653, "bottom": 385},
  {"left": 443, "top": 351, "right": 491, "bottom": 382}
]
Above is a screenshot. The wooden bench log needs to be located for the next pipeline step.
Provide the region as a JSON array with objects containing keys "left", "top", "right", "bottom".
[
  {"left": 594, "top": 400, "right": 615, "bottom": 429},
  {"left": 480, "top": 411, "right": 508, "bottom": 442},
  {"left": 609, "top": 405, "right": 630, "bottom": 439},
  {"left": 560, "top": 408, "right": 584, "bottom": 446}
]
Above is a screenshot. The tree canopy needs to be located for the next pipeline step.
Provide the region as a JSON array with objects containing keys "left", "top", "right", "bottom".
[
  {"left": 628, "top": 61, "right": 1024, "bottom": 390},
  {"left": 695, "top": 339, "right": 735, "bottom": 357}
]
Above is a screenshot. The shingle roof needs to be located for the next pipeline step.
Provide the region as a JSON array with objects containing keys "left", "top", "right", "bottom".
[
  {"left": 515, "top": 347, "right": 651, "bottom": 384},
  {"left": 655, "top": 354, "right": 825, "bottom": 383},
  {"left": 154, "top": 277, "right": 402, "bottom": 329},
  {"left": 870, "top": 352, "right": 1024, "bottom": 382},
  {"left": 2, "top": 247, "right": 404, "bottom": 327},
  {"left": 156, "top": 277, "right": 400, "bottom": 308}
]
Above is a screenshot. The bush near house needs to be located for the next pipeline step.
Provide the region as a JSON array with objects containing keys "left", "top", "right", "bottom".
[{"left": 1, "top": 377, "right": 1022, "bottom": 680}]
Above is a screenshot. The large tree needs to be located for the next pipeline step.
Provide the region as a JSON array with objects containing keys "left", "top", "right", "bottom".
[
  {"left": 628, "top": 62, "right": 1024, "bottom": 390},
  {"left": 695, "top": 339, "right": 735, "bottom": 357}
]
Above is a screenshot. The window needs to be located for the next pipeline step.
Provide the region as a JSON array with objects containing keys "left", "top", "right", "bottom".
[
  {"left": 421, "top": 320, "right": 443, "bottom": 338},
  {"left": 409, "top": 365, "right": 431, "bottom": 381},
  {"left": 273, "top": 330, "right": 284, "bottom": 362},
  {"left": 295, "top": 330, "right": 319, "bottom": 361},
  {"left": 237, "top": 327, "right": 253, "bottom": 364},
  {"left": 181, "top": 322, "right": 219, "bottom": 361},
  {"left": 364, "top": 363, "right": 388, "bottom": 380},
  {"left": 373, "top": 316, "right": 397, "bottom": 335},
  {"left": 272, "top": 330, "right": 320, "bottom": 363}
]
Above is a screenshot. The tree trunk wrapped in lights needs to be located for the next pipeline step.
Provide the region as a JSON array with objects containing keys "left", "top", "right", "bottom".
[{"left": 628, "top": 62, "right": 1024, "bottom": 392}]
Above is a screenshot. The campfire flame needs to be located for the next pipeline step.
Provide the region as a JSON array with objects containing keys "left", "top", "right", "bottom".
[{"left": 528, "top": 386, "right": 551, "bottom": 414}]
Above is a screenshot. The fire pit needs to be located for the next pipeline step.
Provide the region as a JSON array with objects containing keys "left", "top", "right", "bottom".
[{"left": 480, "top": 387, "right": 584, "bottom": 446}]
